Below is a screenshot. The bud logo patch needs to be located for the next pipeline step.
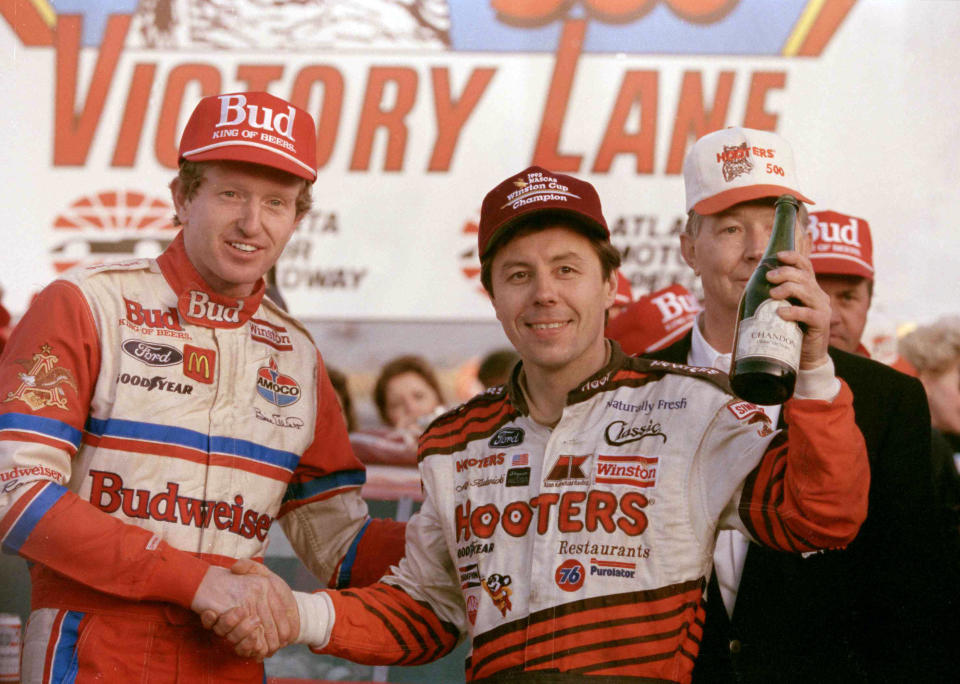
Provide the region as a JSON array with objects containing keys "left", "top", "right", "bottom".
[
  {"left": 256, "top": 359, "right": 301, "bottom": 407},
  {"left": 555, "top": 559, "right": 585, "bottom": 592},
  {"left": 121, "top": 339, "right": 183, "bottom": 367},
  {"left": 123, "top": 298, "right": 183, "bottom": 333},
  {"left": 183, "top": 290, "right": 243, "bottom": 325},
  {"left": 595, "top": 455, "right": 659, "bottom": 488}
]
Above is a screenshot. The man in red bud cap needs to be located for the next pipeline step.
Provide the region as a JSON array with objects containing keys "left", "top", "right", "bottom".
[
  {"left": 209, "top": 166, "right": 867, "bottom": 684},
  {"left": 807, "top": 209, "right": 917, "bottom": 374},
  {"left": 0, "top": 91, "right": 404, "bottom": 682},
  {"left": 648, "top": 128, "right": 958, "bottom": 683},
  {"left": 807, "top": 209, "right": 875, "bottom": 355}
]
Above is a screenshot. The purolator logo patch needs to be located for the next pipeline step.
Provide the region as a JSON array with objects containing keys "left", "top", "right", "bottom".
[{"left": 256, "top": 359, "right": 301, "bottom": 407}]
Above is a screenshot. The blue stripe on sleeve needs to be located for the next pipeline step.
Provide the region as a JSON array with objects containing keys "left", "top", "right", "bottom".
[
  {"left": 2, "top": 482, "right": 67, "bottom": 554},
  {"left": 282, "top": 469, "right": 366, "bottom": 505},
  {"left": 336, "top": 518, "right": 372, "bottom": 589},
  {"left": 0, "top": 413, "right": 82, "bottom": 448}
]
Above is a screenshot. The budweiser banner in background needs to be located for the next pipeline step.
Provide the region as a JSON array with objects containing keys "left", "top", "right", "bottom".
[{"left": 1, "top": 0, "right": 957, "bottom": 328}]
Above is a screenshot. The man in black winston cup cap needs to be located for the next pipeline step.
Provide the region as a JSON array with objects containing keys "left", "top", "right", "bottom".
[
  {"left": 206, "top": 165, "right": 868, "bottom": 684},
  {"left": 0, "top": 91, "right": 404, "bottom": 682},
  {"left": 646, "top": 126, "right": 958, "bottom": 683}
]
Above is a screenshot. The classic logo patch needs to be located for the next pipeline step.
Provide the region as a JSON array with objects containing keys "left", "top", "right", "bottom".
[
  {"left": 604, "top": 419, "right": 667, "bottom": 446},
  {"left": 121, "top": 339, "right": 183, "bottom": 367},
  {"left": 489, "top": 427, "right": 524, "bottom": 448},
  {"left": 183, "top": 345, "right": 215, "bottom": 384},
  {"left": 256, "top": 359, "right": 301, "bottom": 407},
  {"left": 4, "top": 344, "right": 78, "bottom": 411},
  {"left": 555, "top": 559, "right": 585, "bottom": 592},
  {"left": 595, "top": 455, "right": 659, "bottom": 488}
]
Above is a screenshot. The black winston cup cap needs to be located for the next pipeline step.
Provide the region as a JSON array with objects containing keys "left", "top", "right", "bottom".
[
  {"left": 478, "top": 166, "right": 610, "bottom": 258},
  {"left": 179, "top": 91, "right": 318, "bottom": 182}
]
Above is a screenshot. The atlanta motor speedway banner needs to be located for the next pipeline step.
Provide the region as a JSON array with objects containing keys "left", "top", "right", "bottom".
[{"left": 1, "top": 0, "right": 957, "bottom": 326}]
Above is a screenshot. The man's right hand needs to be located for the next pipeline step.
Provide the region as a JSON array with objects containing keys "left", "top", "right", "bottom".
[{"left": 191, "top": 560, "right": 298, "bottom": 659}]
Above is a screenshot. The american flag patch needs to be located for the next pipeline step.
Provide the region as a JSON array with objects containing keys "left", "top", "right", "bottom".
[{"left": 512, "top": 453, "right": 528, "bottom": 466}]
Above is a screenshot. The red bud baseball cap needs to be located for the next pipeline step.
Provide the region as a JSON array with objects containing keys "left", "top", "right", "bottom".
[
  {"left": 808, "top": 210, "right": 874, "bottom": 280},
  {"left": 605, "top": 284, "right": 702, "bottom": 355},
  {"left": 179, "top": 92, "right": 318, "bottom": 182},
  {"left": 478, "top": 166, "right": 609, "bottom": 258},
  {"left": 683, "top": 126, "right": 812, "bottom": 215}
]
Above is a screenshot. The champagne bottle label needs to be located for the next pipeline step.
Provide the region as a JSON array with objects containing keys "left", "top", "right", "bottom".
[{"left": 734, "top": 299, "right": 802, "bottom": 369}]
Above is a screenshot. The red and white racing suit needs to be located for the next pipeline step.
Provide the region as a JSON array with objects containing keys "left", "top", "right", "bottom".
[
  {"left": 0, "top": 233, "right": 404, "bottom": 683},
  {"left": 306, "top": 345, "right": 868, "bottom": 683}
]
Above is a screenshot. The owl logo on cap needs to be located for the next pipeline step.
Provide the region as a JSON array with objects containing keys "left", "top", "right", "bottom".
[{"left": 721, "top": 143, "right": 753, "bottom": 182}]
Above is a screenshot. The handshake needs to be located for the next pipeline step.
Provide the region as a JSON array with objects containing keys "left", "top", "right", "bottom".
[{"left": 189, "top": 558, "right": 324, "bottom": 660}]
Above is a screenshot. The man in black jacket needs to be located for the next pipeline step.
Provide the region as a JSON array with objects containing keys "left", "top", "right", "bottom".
[{"left": 647, "top": 126, "right": 958, "bottom": 682}]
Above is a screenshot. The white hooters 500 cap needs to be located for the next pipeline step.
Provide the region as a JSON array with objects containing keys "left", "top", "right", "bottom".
[{"left": 683, "top": 126, "right": 812, "bottom": 215}]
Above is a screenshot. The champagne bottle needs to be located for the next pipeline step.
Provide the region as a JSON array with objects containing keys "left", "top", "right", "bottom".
[{"left": 729, "top": 195, "right": 803, "bottom": 405}]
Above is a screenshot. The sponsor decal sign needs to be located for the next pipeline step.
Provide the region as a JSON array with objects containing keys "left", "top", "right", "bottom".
[
  {"left": 256, "top": 359, "right": 302, "bottom": 407},
  {"left": 183, "top": 345, "right": 216, "bottom": 384},
  {"left": 3, "top": 344, "right": 78, "bottom": 411},
  {"left": 555, "top": 559, "right": 585, "bottom": 592},
  {"left": 595, "top": 455, "right": 659, "bottom": 488},
  {"left": 121, "top": 339, "right": 183, "bottom": 367}
]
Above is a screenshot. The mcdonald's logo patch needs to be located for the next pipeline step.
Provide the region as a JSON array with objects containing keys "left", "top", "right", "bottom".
[{"left": 183, "top": 345, "right": 216, "bottom": 384}]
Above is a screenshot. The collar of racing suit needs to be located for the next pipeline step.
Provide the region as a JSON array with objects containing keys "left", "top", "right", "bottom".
[
  {"left": 156, "top": 231, "right": 266, "bottom": 329},
  {"left": 505, "top": 339, "right": 628, "bottom": 417}
]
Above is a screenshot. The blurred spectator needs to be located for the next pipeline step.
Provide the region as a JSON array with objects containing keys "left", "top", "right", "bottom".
[
  {"left": 900, "top": 316, "right": 960, "bottom": 448},
  {"left": 476, "top": 348, "right": 519, "bottom": 389},
  {"left": 374, "top": 354, "right": 446, "bottom": 432},
  {"left": 327, "top": 366, "right": 357, "bottom": 433},
  {"left": 808, "top": 209, "right": 915, "bottom": 374},
  {"left": 605, "top": 283, "right": 700, "bottom": 355}
]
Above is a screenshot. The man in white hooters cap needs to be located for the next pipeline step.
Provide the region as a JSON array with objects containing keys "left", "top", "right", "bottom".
[
  {"left": 646, "top": 126, "right": 957, "bottom": 682},
  {"left": 0, "top": 91, "right": 405, "bottom": 682}
]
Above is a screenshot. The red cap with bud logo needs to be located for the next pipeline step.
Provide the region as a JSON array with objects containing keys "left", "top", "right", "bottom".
[
  {"left": 606, "top": 284, "right": 702, "bottom": 355},
  {"left": 808, "top": 210, "right": 874, "bottom": 280},
  {"left": 178, "top": 92, "right": 318, "bottom": 182},
  {"left": 478, "top": 166, "right": 609, "bottom": 258}
]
